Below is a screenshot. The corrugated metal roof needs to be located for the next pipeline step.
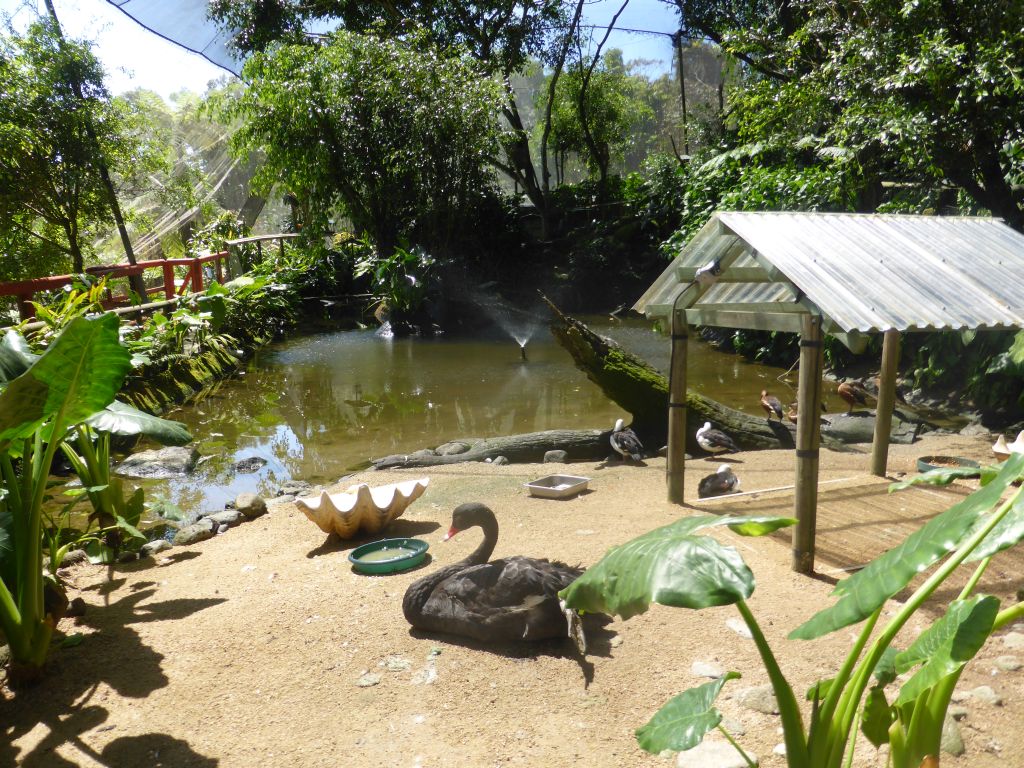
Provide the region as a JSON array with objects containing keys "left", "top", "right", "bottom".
[{"left": 634, "top": 212, "right": 1024, "bottom": 334}]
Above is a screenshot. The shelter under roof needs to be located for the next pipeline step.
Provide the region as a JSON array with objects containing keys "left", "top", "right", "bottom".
[{"left": 635, "top": 211, "right": 1024, "bottom": 573}]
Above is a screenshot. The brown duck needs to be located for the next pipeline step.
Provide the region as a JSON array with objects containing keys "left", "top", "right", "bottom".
[
  {"left": 760, "top": 390, "right": 784, "bottom": 421},
  {"left": 837, "top": 380, "right": 873, "bottom": 413}
]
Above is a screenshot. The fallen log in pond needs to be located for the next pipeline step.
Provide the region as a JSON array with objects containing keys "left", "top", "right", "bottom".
[
  {"left": 374, "top": 306, "right": 923, "bottom": 470},
  {"left": 543, "top": 296, "right": 920, "bottom": 453},
  {"left": 373, "top": 429, "right": 610, "bottom": 469}
]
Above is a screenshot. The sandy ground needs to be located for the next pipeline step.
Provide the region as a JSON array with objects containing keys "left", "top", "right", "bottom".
[{"left": 3, "top": 433, "right": 1023, "bottom": 768}]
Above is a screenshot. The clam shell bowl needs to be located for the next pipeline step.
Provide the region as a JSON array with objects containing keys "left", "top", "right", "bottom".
[{"left": 295, "top": 477, "right": 429, "bottom": 539}]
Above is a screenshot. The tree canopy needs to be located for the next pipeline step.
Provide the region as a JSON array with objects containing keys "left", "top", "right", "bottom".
[
  {"left": 669, "top": 0, "right": 1024, "bottom": 228},
  {"left": 0, "top": 21, "right": 172, "bottom": 276},
  {"left": 221, "top": 27, "right": 505, "bottom": 255}
]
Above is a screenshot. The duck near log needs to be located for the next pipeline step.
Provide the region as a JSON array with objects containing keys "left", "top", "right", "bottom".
[
  {"left": 759, "top": 390, "right": 784, "bottom": 421},
  {"left": 402, "top": 503, "right": 589, "bottom": 650},
  {"left": 609, "top": 418, "right": 644, "bottom": 462},
  {"left": 837, "top": 380, "right": 873, "bottom": 414},
  {"left": 696, "top": 421, "right": 740, "bottom": 455}
]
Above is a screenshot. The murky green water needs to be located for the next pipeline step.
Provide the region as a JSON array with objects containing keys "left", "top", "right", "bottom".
[{"left": 133, "top": 317, "right": 800, "bottom": 517}]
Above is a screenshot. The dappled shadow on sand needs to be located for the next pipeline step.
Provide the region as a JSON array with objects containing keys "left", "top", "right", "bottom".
[
  {"left": 1, "top": 582, "right": 224, "bottom": 767},
  {"left": 407, "top": 614, "right": 616, "bottom": 688},
  {"left": 306, "top": 518, "right": 441, "bottom": 558}
]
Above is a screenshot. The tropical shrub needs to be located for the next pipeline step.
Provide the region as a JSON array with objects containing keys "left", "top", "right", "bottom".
[
  {"left": 0, "top": 317, "right": 190, "bottom": 681},
  {"left": 562, "top": 454, "right": 1024, "bottom": 768}
]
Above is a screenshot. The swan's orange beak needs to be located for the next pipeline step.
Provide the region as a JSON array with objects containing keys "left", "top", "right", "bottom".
[{"left": 442, "top": 526, "right": 461, "bottom": 541}]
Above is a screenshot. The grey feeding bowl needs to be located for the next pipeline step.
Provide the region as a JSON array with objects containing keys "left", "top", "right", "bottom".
[{"left": 524, "top": 474, "right": 590, "bottom": 499}]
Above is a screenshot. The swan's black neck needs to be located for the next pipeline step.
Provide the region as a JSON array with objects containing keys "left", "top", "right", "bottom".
[
  {"left": 464, "top": 512, "right": 499, "bottom": 566},
  {"left": 402, "top": 509, "right": 499, "bottom": 626}
]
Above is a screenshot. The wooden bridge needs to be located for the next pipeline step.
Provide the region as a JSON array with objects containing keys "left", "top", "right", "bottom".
[{"left": 0, "top": 233, "right": 298, "bottom": 322}]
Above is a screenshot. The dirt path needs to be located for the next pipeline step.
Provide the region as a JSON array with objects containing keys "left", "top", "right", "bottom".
[{"left": 3, "top": 434, "right": 1022, "bottom": 767}]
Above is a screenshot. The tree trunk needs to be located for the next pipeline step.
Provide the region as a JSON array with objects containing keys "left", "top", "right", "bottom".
[{"left": 43, "top": 1, "right": 147, "bottom": 300}]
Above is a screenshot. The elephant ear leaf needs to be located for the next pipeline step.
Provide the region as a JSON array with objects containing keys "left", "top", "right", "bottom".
[
  {"left": 0, "top": 314, "right": 131, "bottom": 445},
  {"left": 635, "top": 672, "right": 740, "bottom": 754},
  {"left": 0, "top": 330, "right": 37, "bottom": 385},
  {"left": 559, "top": 516, "right": 790, "bottom": 619},
  {"left": 86, "top": 400, "right": 192, "bottom": 446},
  {"left": 894, "top": 595, "right": 999, "bottom": 705}
]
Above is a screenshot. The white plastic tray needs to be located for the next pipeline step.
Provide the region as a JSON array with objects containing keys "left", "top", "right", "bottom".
[{"left": 524, "top": 474, "right": 590, "bottom": 499}]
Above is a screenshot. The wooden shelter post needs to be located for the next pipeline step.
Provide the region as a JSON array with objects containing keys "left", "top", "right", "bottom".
[
  {"left": 667, "top": 308, "right": 688, "bottom": 503},
  {"left": 793, "top": 314, "right": 824, "bottom": 573},
  {"left": 870, "top": 330, "right": 902, "bottom": 476}
]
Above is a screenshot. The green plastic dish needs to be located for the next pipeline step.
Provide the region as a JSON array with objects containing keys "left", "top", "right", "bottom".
[
  {"left": 916, "top": 455, "right": 980, "bottom": 473},
  {"left": 348, "top": 538, "right": 429, "bottom": 574}
]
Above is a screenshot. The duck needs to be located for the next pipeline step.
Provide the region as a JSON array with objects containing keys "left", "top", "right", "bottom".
[
  {"left": 759, "top": 390, "right": 784, "bottom": 421},
  {"left": 610, "top": 418, "right": 644, "bottom": 461},
  {"left": 696, "top": 421, "right": 739, "bottom": 455},
  {"left": 786, "top": 400, "right": 827, "bottom": 424},
  {"left": 837, "top": 380, "right": 873, "bottom": 414},
  {"left": 402, "top": 502, "right": 587, "bottom": 648},
  {"left": 698, "top": 464, "right": 741, "bottom": 498}
]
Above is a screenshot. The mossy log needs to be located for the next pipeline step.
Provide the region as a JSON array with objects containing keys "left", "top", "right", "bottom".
[
  {"left": 373, "top": 429, "right": 611, "bottom": 469},
  {"left": 543, "top": 298, "right": 883, "bottom": 453}
]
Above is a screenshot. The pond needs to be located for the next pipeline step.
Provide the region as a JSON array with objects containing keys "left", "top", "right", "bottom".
[{"left": 135, "top": 317, "right": 800, "bottom": 517}]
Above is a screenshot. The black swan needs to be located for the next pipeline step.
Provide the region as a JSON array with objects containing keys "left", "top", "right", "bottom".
[{"left": 402, "top": 502, "right": 585, "bottom": 647}]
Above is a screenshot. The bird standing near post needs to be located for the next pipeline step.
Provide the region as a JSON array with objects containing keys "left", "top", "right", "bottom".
[
  {"left": 837, "top": 380, "right": 872, "bottom": 414},
  {"left": 610, "top": 418, "right": 644, "bottom": 462},
  {"left": 696, "top": 421, "right": 740, "bottom": 455},
  {"left": 760, "top": 390, "right": 784, "bottom": 421}
]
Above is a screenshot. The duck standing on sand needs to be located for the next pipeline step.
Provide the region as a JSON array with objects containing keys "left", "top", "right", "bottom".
[
  {"left": 696, "top": 421, "right": 740, "bottom": 455},
  {"left": 698, "top": 465, "right": 741, "bottom": 498},
  {"left": 837, "top": 380, "right": 872, "bottom": 414},
  {"left": 760, "top": 390, "right": 784, "bottom": 421},
  {"left": 610, "top": 418, "right": 644, "bottom": 462}
]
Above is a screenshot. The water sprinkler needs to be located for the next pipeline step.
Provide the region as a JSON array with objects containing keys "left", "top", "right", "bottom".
[{"left": 519, "top": 341, "right": 528, "bottom": 361}]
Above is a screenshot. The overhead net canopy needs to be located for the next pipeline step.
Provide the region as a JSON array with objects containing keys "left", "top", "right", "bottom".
[{"left": 103, "top": 0, "right": 244, "bottom": 74}]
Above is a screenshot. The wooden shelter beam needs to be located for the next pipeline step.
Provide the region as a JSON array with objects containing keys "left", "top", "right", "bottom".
[
  {"left": 674, "top": 266, "right": 775, "bottom": 283},
  {"left": 793, "top": 314, "right": 824, "bottom": 574},
  {"left": 667, "top": 309, "right": 689, "bottom": 503},
  {"left": 684, "top": 308, "right": 807, "bottom": 334},
  {"left": 870, "top": 330, "right": 902, "bottom": 476}
]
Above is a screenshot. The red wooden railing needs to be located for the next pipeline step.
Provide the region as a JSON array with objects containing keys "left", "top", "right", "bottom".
[{"left": 0, "top": 251, "right": 230, "bottom": 321}]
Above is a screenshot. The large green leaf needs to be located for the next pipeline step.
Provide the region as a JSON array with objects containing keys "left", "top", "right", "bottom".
[
  {"left": 0, "top": 330, "right": 37, "bottom": 385},
  {"left": 965, "top": 491, "right": 1024, "bottom": 562},
  {"left": 560, "top": 516, "right": 793, "bottom": 618},
  {"left": 888, "top": 466, "right": 982, "bottom": 491},
  {"left": 635, "top": 672, "right": 739, "bottom": 753},
  {"left": 894, "top": 595, "right": 999, "bottom": 705},
  {"left": 85, "top": 400, "right": 192, "bottom": 446},
  {"left": 0, "top": 315, "right": 131, "bottom": 444},
  {"left": 790, "top": 455, "right": 1024, "bottom": 641},
  {"left": 861, "top": 686, "right": 894, "bottom": 747}
]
